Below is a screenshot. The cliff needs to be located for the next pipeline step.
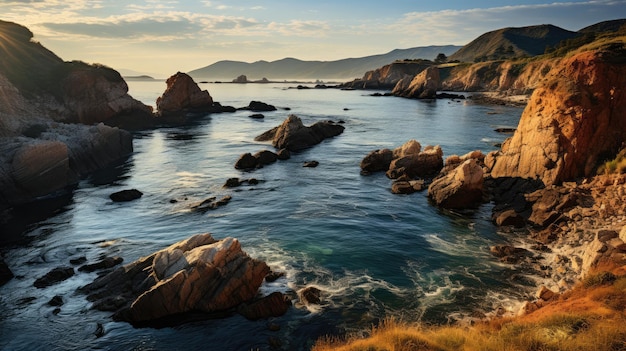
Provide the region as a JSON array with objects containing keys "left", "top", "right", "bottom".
[
  {"left": 490, "top": 44, "right": 626, "bottom": 185},
  {"left": 0, "top": 21, "right": 145, "bottom": 208},
  {"left": 340, "top": 60, "right": 433, "bottom": 90}
]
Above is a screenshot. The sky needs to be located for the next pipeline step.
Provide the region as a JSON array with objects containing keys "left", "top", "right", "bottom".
[{"left": 1, "top": 0, "right": 626, "bottom": 77}]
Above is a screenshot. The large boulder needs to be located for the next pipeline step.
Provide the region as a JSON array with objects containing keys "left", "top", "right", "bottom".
[
  {"left": 490, "top": 46, "right": 626, "bottom": 186},
  {"left": 254, "top": 115, "right": 344, "bottom": 151},
  {"left": 387, "top": 145, "right": 443, "bottom": 179},
  {"left": 428, "top": 159, "right": 485, "bottom": 209},
  {"left": 80, "top": 234, "right": 271, "bottom": 325},
  {"left": 360, "top": 148, "right": 394, "bottom": 174},
  {"left": 392, "top": 66, "right": 441, "bottom": 99},
  {"left": 0, "top": 123, "right": 133, "bottom": 208},
  {"left": 156, "top": 72, "right": 214, "bottom": 116}
]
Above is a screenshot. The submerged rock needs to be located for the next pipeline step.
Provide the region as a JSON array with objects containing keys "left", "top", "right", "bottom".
[
  {"left": 80, "top": 234, "right": 271, "bottom": 325},
  {"left": 34, "top": 266, "right": 75, "bottom": 289},
  {"left": 109, "top": 189, "right": 143, "bottom": 202}
]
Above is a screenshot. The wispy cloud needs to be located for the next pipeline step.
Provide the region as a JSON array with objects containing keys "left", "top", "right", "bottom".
[{"left": 385, "top": 0, "right": 626, "bottom": 46}]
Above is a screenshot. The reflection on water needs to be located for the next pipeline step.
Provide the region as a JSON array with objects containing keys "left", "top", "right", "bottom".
[{"left": 0, "top": 82, "right": 527, "bottom": 350}]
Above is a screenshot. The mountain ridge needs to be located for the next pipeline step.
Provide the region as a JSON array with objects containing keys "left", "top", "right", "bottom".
[{"left": 187, "top": 45, "right": 461, "bottom": 80}]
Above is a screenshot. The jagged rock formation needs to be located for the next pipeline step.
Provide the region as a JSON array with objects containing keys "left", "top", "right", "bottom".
[
  {"left": 392, "top": 66, "right": 440, "bottom": 99},
  {"left": 490, "top": 45, "right": 626, "bottom": 186},
  {"left": 255, "top": 115, "right": 344, "bottom": 151},
  {"left": 156, "top": 72, "right": 214, "bottom": 116},
  {"left": 80, "top": 234, "right": 277, "bottom": 325},
  {"left": 428, "top": 159, "right": 485, "bottom": 209},
  {"left": 340, "top": 61, "right": 433, "bottom": 90}
]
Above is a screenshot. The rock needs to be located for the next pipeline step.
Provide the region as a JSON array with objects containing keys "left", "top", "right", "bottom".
[
  {"left": 249, "top": 113, "right": 265, "bottom": 119},
  {"left": 265, "top": 271, "right": 285, "bottom": 282},
  {"left": 490, "top": 245, "right": 531, "bottom": 264},
  {"left": 224, "top": 178, "right": 242, "bottom": 188},
  {"left": 80, "top": 234, "right": 271, "bottom": 325},
  {"left": 392, "top": 66, "right": 441, "bottom": 99},
  {"left": 303, "top": 161, "right": 319, "bottom": 168},
  {"left": 255, "top": 115, "right": 344, "bottom": 151},
  {"left": 597, "top": 230, "right": 619, "bottom": 243},
  {"left": 298, "top": 286, "right": 322, "bottom": 305},
  {"left": 69, "top": 256, "right": 87, "bottom": 265},
  {"left": 387, "top": 145, "right": 443, "bottom": 179},
  {"left": 620, "top": 225, "right": 626, "bottom": 242},
  {"left": 237, "top": 292, "right": 291, "bottom": 320},
  {"left": 233, "top": 75, "right": 249, "bottom": 83},
  {"left": 156, "top": 72, "right": 213, "bottom": 116},
  {"left": 244, "top": 101, "right": 277, "bottom": 112},
  {"left": 360, "top": 148, "right": 393, "bottom": 174},
  {"left": 341, "top": 61, "right": 432, "bottom": 90},
  {"left": 191, "top": 196, "right": 232, "bottom": 211},
  {"left": 490, "top": 47, "right": 626, "bottom": 185},
  {"left": 109, "top": 189, "right": 143, "bottom": 202},
  {"left": 428, "top": 159, "right": 484, "bottom": 209},
  {"left": 393, "top": 139, "right": 422, "bottom": 158},
  {"left": 10, "top": 141, "right": 71, "bottom": 199},
  {"left": 391, "top": 180, "right": 425, "bottom": 194},
  {"left": 276, "top": 148, "right": 291, "bottom": 160},
  {"left": 235, "top": 153, "right": 258, "bottom": 170},
  {"left": 493, "top": 209, "right": 526, "bottom": 228},
  {"left": 34, "top": 266, "right": 75, "bottom": 288},
  {"left": 0, "top": 258, "right": 14, "bottom": 286},
  {"left": 47, "top": 295, "right": 64, "bottom": 307},
  {"left": 536, "top": 286, "right": 557, "bottom": 301},
  {"left": 78, "top": 256, "right": 123, "bottom": 273},
  {"left": 254, "top": 150, "right": 278, "bottom": 166}
]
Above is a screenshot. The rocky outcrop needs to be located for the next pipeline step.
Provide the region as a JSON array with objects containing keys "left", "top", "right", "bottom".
[
  {"left": 392, "top": 66, "right": 440, "bottom": 99},
  {"left": 361, "top": 140, "right": 445, "bottom": 195},
  {"left": 109, "top": 189, "right": 143, "bottom": 202},
  {"left": 428, "top": 159, "right": 485, "bottom": 209},
  {"left": 254, "top": 115, "right": 344, "bottom": 151},
  {"left": 490, "top": 46, "right": 626, "bottom": 186},
  {"left": 156, "top": 72, "right": 214, "bottom": 116},
  {"left": 341, "top": 61, "right": 433, "bottom": 90},
  {"left": 60, "top": 66, "right": 153, "bottom": 125},
  {"left": 387, "top": 144, "right": 444, "bottom": 180},
  {"left": 81, "top": 234, "right": 274, "bottom": 325},
  {"left": 0, "top": 123, "right": 133, "bottom": 208}
]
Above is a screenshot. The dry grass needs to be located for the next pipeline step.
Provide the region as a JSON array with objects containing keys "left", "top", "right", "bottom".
[{"left": 313, "top": 269, "right": 626, "bottom": 351}]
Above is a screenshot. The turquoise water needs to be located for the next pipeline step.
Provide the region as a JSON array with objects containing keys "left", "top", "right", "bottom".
[{"left": 0, "top": 82, "right": 527, "bottom": 350}]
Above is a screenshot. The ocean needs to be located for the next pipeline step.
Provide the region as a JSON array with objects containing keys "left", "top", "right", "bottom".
[{"left": 0, "top": 81, "right": 529, "bottom": 350}]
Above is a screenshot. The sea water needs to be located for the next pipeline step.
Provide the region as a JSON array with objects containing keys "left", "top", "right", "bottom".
[{"left": 0, "top": 81, "right": 528, "bottom": 350}]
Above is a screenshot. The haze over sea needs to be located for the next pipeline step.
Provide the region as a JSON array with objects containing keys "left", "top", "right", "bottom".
[{"left": 1, "top": 81, "right": 527, "bottom": 350}]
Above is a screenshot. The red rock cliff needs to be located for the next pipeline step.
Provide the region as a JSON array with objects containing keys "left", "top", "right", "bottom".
[{"left": 490, "top": 45, "right": 626, "bottom": 185}]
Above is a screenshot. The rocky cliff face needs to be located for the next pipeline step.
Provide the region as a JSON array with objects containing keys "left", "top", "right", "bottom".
[
  {"left": 341, "top": 61, "right": 432, "bottom": 90},
  {"left": 0, "top": 21, "right": 144, "bottom": 208},
  {"left": 392, "top": 66, "right": 440, "bottom": 99},
  {"left": 490, "top": 45, "right": 626, "bottom": 185}
]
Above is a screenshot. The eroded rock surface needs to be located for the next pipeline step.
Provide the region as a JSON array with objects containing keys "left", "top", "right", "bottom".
[
  {"left": 255, "top": 115, "right": 344, "bottom": 151},
  {"left": 81, "top": 234, "right": 271, "bottom": 325}
]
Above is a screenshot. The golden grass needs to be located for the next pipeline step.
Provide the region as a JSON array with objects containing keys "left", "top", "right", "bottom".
[{"left": 313, "top": 269, "right": 626, "bottom": 351}]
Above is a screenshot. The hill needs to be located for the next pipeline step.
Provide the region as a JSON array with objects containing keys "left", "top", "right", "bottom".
[
  {"left": 579, "top": 18, "right": 626, "bottom": 33},
  {"left": 187, "top": 45, "right": 461, "bottom": 80},
  {"left": 448, "top": 24, "right": 580, "bottom": 63}
]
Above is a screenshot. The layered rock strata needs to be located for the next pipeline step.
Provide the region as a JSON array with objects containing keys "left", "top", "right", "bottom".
[
  {"left": 490, "top": 47, "right": 626, "bottom": 186},
  {"left": 81, "top": 234, "right": 276, "bottom": 325}
]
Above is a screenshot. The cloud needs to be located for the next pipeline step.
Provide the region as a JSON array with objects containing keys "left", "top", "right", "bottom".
[
  {"left": 267, "top": 20, "right": 330, "bottom": 37},
  {"left": 386, "top": 0, "right": 626, "bottom": 45}
]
